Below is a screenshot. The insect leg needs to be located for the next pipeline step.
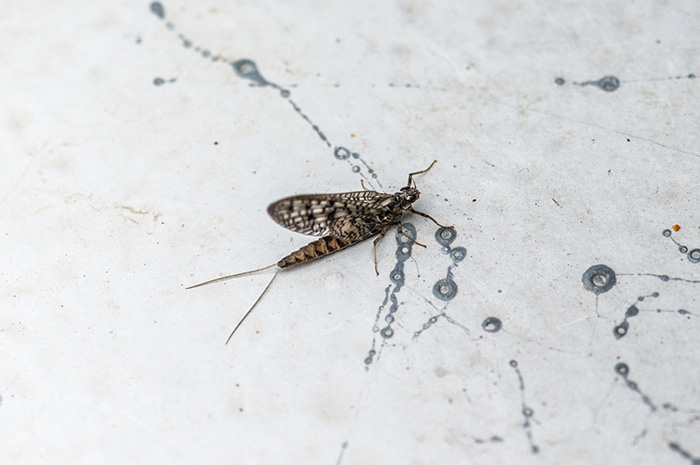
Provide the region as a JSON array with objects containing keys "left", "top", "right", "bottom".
[
  {"left": 225, "top": 267, "right": 282, "bottom": 344},
  {"left": 372, "top": 230, "right": 388, "bottom": 276},
  {"left": 397, "top": 222, "right": 426, "bottom": 248},
  {"left": 406, "top": 160, "right": 437, "bottom": 187},
  {"left": 408, "top": 207, "right": 453, "bottom": 229},
  {"left": 360, "top": 179, "right": 371, "bottom": 191}
]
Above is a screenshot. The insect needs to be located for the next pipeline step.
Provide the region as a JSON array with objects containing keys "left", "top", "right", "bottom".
[{"left": 187, "top": 160, "right": 452, "bottom": 343}]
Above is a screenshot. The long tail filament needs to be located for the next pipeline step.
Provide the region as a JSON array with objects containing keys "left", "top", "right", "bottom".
[
  {"left": 224, "top": 267, "right": 282, "bottom": 344},
  {"left": 186, "top": 263, "right": 278, "bottom": 289},
  {"left": 186, "top": 263, "right": 282, "bottom": 343}
]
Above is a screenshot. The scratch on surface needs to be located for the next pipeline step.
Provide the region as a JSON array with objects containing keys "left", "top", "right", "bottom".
[
  {"left": 98, "top": 400, "right": 183, "bottom": 454},
  {"left": 558, "top": 315, "right": 590, "bottom": 328},
  {"left": 526, "top": 107, "right": 700, "bottom": 159}
]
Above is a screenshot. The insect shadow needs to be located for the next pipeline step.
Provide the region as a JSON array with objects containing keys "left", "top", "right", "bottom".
[{"left": 187, "top": 160, "right": 452, "bottom": 343}]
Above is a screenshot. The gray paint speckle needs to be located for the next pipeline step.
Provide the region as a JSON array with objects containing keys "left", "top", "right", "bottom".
[
  {"left": 509, "top": 360, "right": 540, "bottom": 454},
  {"left": 150, "top": 1, "right": 165, "bottom": 19},
  {"left": 232, "top": 59, "right": 269, "bottom": 87},
  {"left": 435, "top": 227, "right": 456, "bottom": 247},
  {"left": 663, "top": 229, "right": 700, "bottom": 265},
  {"left": 433, "top": 277, "right": 457, "bottom": 301},
  {"left": 582, "top": 264, "right": 617, "bottom": 294},
  {"left": 615, "top": 362, "right": 658, "bottom": 412},
  {"left": 482, "top": 317, "right": 502, "bottom": 333},
  {"left": 688, "top": 249, "right": 700, "bottom": 263},
  {"left": 576, "top": 75, "right": 620, "bottom": 92},
  {"left": 149, "top": 2, "right": 383, "bottom": 186}
]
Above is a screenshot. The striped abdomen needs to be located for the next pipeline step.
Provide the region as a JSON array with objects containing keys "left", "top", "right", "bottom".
[{"left": 277, "top": 235, "right": 355, "bottom": 268}]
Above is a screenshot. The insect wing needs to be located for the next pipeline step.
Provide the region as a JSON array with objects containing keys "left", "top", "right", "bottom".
[{"left": 267, "top": 191, "right": 392, "bottom": 237}]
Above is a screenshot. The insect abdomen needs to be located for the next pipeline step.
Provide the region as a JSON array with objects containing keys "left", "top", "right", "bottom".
[{"left": 277, "top": 235, "right": 353, "bottom": 268}]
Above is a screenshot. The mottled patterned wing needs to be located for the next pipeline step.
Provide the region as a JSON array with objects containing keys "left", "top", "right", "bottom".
[{"left": 267, "top": 191, "right": 393, "bottom": 238}]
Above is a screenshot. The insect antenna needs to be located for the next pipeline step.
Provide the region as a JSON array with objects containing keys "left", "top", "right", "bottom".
[{"left": 405, "top": 160, "right": 437, "bottom": 188}]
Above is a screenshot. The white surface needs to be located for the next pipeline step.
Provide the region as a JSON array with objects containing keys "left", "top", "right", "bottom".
[{"left": 2, "top": 1, "right": 699, "bottom": 464}]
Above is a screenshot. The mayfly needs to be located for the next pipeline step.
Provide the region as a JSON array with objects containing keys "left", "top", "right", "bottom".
[{"left": 187, "top": 160, "right": 452, "bottom": 343}]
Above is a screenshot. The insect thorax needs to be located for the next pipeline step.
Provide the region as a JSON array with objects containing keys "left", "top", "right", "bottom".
[{"left": 382, "top": 186, "right": 421, "bottom": 215}]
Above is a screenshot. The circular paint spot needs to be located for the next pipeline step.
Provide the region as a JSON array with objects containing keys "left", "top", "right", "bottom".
[
  {"left": 509, "top": 360, "right": 518, "bottom": 368},
  {"left": 433, "top": 278, "right": 458, "bottom": 301},
  {"left": 351, "top": 166, "right": 360, "bottom": 173},
  {"left": 351, "top": 152, "right": 360, "bottom": 159},
  {"left": 395, "top": 245, "right": 411, "bottom": 263},
  {"left": 232, "top": 59, "right": 267, "bottom": 86},
  {"left": 150, "top": 2, "right": 165, "bottom": 19},
  {"left": 625, "top": 306, "right": 639, "bottom": 317},
  {"left": 396, "top": 223, "right": 417, "bottom": 245},
  {"left": 522, "top": 407, "right": 534, "bottom": 417},
  {"left": 450, "top": 247, "right": 467, "bottom": 263},
  {"left": 482, "top": 316, "right": 502, "bottom": 333},
  {"left": 280, "top": 89, "right": 290, "bottom": 98},
  {"left": 435, "top": 227, "right": 456, "bottom": 246},
  {"left": 333, "top": 147, "right": 351, "bottom": 160},
  {"left": 390, "top": 270, "right": 404, "bottom": 284},
  {"left": 598, "top": 76, "right": 620, "bottom": 92},
  {"left": 385, "top": 314, "right": 394, "bottom": 324},
  {"left": 662, "top": 229, "right": 672, "bottom": 237},
  {"left": 235, "top": 61, "right": 253, "bottom": 74},
  {"left": 679, "top": 246, "right": 688, "bottom": 254},
  {"left": 555, "top": 77, "right": 565, "bottom": 85},
  {"left": 582, "top": 265, "right": 617, "bottom": 294},
  {"left": 614, "top": 322, "right": 628, "bottom": 339},
  {"left": 688, "top": 248, "right": 700, "bottom": 264},
  {"left": 380, "top": 326, "right": 394, "bottom": 339},
  {"left": 615, "top": 362, "right": 629, "bottom": 376}
]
